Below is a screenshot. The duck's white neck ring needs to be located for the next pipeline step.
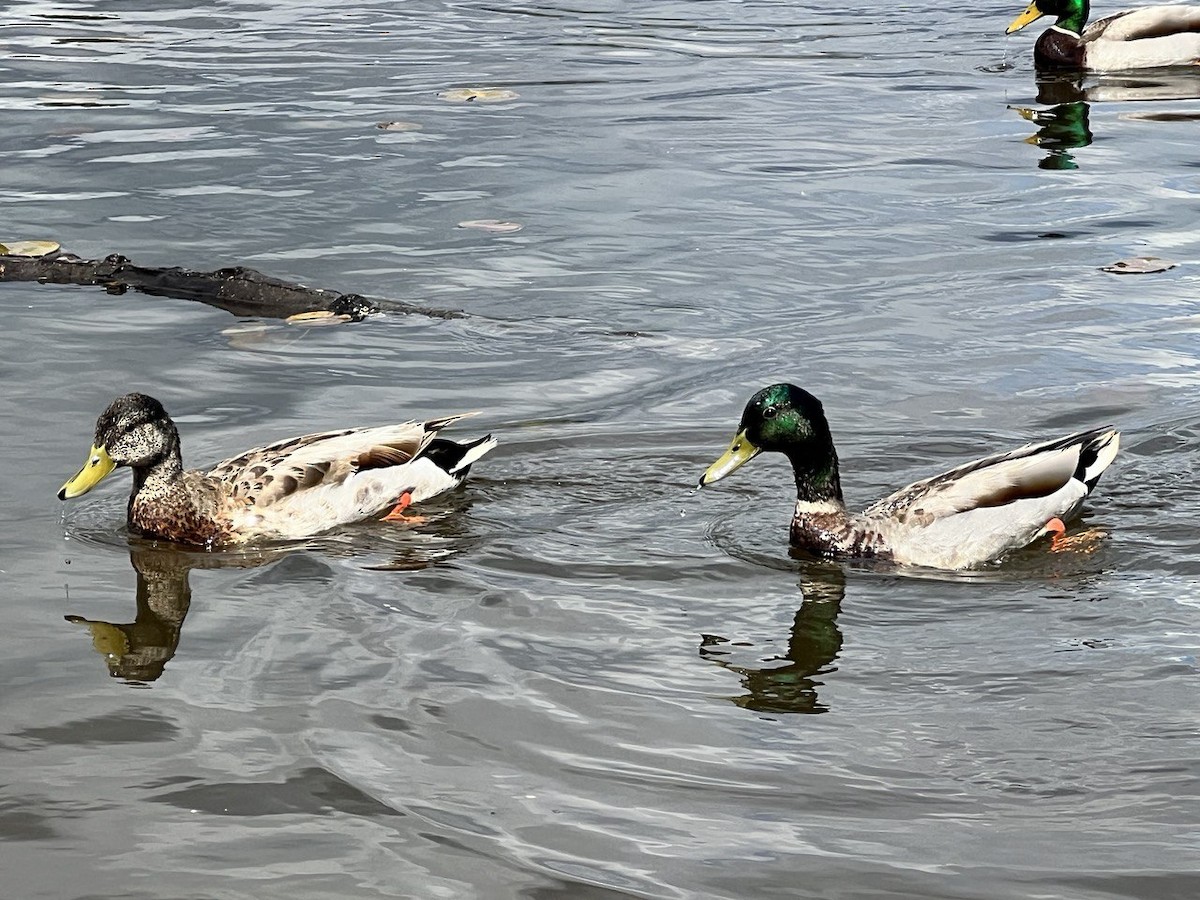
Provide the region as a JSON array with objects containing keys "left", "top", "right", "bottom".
[{"left": 793, "top": 499, "right": 844, "bottom": 516}]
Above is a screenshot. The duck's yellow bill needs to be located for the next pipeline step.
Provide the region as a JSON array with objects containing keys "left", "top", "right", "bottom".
[
  {"left": 698, "top": 430, "right": 760, "bottom": 487},
  {"left": 1006, "top": 2, "right": 1045, "bottom": 34},
  {"left": 59, "top": 445, "right": 116, "bottom": 499},
  {"left": 66, "top": 616, "right": 130, "bottom": 658}
]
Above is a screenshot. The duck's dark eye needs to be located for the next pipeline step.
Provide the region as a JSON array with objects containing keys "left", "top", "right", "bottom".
[{"left": 763, "top": 405, "right": 779, "bottom": 420}]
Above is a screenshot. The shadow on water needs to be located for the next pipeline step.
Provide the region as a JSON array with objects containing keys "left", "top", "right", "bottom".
[
  {"left": 1012, "top": 70, "right": 1200, "bottom": 170},
  {"left": 699, "top": 559, "right": 846, "bottom": 715}
]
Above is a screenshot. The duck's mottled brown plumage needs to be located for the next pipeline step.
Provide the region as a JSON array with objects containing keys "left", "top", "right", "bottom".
[
  {"left": 129, "top": 470, "right": 235, "bottom": 546},
  {"left": 60, "top": 394, "right": 497, "bottom": 548},
  {"left": 790, "top": 510, "right": 892, "bottom": 562}
]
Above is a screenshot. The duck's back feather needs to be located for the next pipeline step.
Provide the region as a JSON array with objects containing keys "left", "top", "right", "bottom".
[
  {"left": 863, "top": 428, "right": 1119, "bottom": 526},
  {"left": 206, "top": 414, "right": 473, "bottom": 510},
  {"left": 1086, "top": 6, "right": 1200, "bottom": 42},
  {"left": 1080, "top": 6, "right": 1200, "bottom": 68}
]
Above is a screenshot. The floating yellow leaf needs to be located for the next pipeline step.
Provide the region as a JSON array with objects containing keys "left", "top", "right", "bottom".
[
  {"left": 437, "top": 88, "right": 519, "bottom": 103},
  {"left": 457, "top": 219, "right": 523, "bottom": 233},
  {"left": 1, "top": 240, "right": 60, "bottom": 257},
  {"left": 1100, "top": 256, "right": 1178, "bottom": 275},
  {"left": 285, "top": 310, "right": 352, "bottom": 326}
]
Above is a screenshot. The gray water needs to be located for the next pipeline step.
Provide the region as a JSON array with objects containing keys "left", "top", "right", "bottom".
[{"left": 3, "top": 1, "right": 1200, "bottom": 897}]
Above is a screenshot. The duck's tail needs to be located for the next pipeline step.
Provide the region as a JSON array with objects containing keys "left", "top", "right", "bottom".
[
  {"left": 421, "top": 434, "right": 498, "bottom": 476},
  {"left": 448, "top": 435, "right": 498, "bottom": 474},
  {"left": 1075, "top": 429, "right": 1120, "bottom": 492}
]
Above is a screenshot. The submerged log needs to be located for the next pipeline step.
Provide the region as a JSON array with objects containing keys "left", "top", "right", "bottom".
[{"left": 0, "top": 248, "right": 464, "bottom": 322}]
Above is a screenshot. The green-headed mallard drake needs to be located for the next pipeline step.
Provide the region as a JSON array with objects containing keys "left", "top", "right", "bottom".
[
  {"left": 1007, "top": 1, "right": 1200, "bottom": 70},
  {"left": 59, "top": 393, "right": 496, "bottom": 548},
  {"left": 698, "top": 384, "right": 1120, "bottom": 570}
]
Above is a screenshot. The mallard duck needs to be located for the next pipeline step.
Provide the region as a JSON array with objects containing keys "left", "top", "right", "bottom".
[
  {"left": 1006, "top": 1, "right": 1200, "bottom": 70},
  {"left": 698, "top": 384, "right": 1120, "bottom": 570},
  {"left": 59, "top": 393, "right": 496, "bottom": 548}
]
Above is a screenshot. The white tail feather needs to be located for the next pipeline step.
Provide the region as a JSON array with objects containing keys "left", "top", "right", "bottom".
[
  {"left": 450, "top": 436, "right": 498, "bottom": 474},
  {"left": 1082, "top": 431, "right": 1120, "bottom": 486}
]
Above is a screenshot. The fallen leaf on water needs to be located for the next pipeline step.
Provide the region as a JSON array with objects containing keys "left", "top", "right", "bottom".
[
  {"left": 437, "top": 88, "right": 519, "bottom": 103},
  {"left": 221, "top": 323, "right": 279, "bottom": 349},
  {"left": 285, "top": 310, "right": 353, "bottom": 326},
  {"left": 1100, "top": 256, "right": 1178, "bottom": 275},
  {"left": 457, "top": 219, "right": 523, "bottom": 233},
  {"left": 376, "top": 121, "right": 422, "bottom": 132},
  {"left": 1, "top": 240, "right": 60, "bottom": 257}
]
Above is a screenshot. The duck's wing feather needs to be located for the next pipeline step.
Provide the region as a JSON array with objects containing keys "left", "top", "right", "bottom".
[
  {"left": 207, "top": 414, "right": 474, "bottom": 508},
  {"left": 863, "top": 428, "right": 1119, "bottom": 526},
  {"left": 1086, "top": 6, "right": 1200, "bottom": 43}
]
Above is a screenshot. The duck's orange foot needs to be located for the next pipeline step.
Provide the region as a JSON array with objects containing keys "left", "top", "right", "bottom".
[
  {"left": 1042, "top": 517, "right": 1067, "bottom": 550},
  {"left": 381, "top": 491, "right": 428, "bottom": 524}
]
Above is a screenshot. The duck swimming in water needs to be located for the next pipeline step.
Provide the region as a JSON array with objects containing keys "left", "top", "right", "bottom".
[
  {"left": 1006, "top": 0, "right": 1200, "bottom": 70},
  {"left": 59, "top": 393, "right": 496, "bottom": 547},
  {"left": 699, "top": 383, "right": 1119, "bottom": 570}
]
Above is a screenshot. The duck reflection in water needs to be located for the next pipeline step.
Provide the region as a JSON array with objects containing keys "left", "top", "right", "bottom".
[
  {"left": 1012, "top": 70, "right": 1200, "bottom": 170},
  {"left": 66, "top": 548, "right": 202, "bottom": 684},
  {"left": 64, "top": 546, "right": 287, "bottom": 684},
  {"left": 1012, "top": 100, "right": 1093, "bottom": 170},
  {"left": 700, "top": 560, "right": 846, "bottom": 715},
  {"left": 66, "top": 511, "right": 476, "bottom": 683}
]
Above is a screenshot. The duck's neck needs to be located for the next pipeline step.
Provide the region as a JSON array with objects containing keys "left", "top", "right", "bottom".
[
  {"left": 786, "top": 446, "right": 845, "bottom": 509},
  {"left": 1056, "top": 0, "right": 1089, "bottom": 35},
  {"left": 130, "top": 447, "right": 185, "bottom": 511}
]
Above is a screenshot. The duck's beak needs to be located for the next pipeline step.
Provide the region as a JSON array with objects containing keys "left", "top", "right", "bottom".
[
  {"left": 59, "top": 445, "right": 116, "bottom": 499},
  {"left": 1006, "top": 1, "right": 1045, "bottom": 34},
  {"left": 698, "top": 430, "right": 760, "bottom": 487},
  {"left": 65, "top": 615, "right": 130, "bottom": 658}
]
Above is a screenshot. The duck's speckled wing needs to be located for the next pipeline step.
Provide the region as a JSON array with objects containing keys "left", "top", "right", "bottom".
[
  {"left": 863, "top": 428, "right": 1119, "bottom": 526},
  {"left": 206, "top": 414, "right": 471, "bottom": 509}
]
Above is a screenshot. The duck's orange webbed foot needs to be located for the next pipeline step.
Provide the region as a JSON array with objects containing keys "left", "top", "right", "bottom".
[
  {"left": 381, "top": 491, "right": 428, "bottom": 524},
  {"left": 1042, "top": 517, "right": 1067, "bottom": 550}
]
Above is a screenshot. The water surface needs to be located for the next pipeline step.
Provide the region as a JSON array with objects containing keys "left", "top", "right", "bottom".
[{"left": 3, "top": 2, "right": 1200, "bottom": 898}]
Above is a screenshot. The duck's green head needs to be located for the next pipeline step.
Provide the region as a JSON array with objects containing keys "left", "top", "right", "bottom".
[
  {"left": 1007, "top": 0, "right": 1089, "bottom": 36},
  {"left": 698, "top": 383, "right": 842, "bottom": 501}
]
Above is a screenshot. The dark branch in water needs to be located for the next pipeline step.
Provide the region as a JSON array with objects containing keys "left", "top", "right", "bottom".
[{"left": 0, "top": 250, "right": 465, "bottom": 322}]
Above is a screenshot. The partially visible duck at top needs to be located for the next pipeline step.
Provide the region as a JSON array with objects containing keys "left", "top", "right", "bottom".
[{"left": 1006, "top": 0, "right": 1200, "bottom": 70}]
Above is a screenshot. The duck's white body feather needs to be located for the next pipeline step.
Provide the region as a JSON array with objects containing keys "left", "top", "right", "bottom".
[
  {"left": 1084, "top": 6, "right": 1200, "bottom": 69},
  {"left": 208, "top": 416, "right": 496, "bottom": 541},
  {"left": 796, "top": 428, "right": 1120, "bottom": 570}
]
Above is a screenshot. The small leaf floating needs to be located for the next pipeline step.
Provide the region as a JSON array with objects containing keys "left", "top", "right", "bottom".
[
  {"left": 457, "top": 219, "right": 523, "bottom": 233},
  {"left": 284, "top": 310, "right": 353, "bottom": 326},
  {"left": 1, "top": 239, "right": 61, "bottom": 257},
  {"left": 1100, "top": 256, "right": 1178, "bottom": 275},
  {"left": 437, "top": 88, "right": 519, "bottom": 103},
  {"left": 376, "top": 121, "right": 422, "bottom": 132}
]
